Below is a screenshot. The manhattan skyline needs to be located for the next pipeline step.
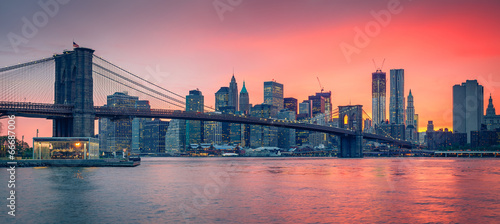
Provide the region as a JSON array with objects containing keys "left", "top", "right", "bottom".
[{"left": 1, "top": 0, "right": 500, "bottom": 142}]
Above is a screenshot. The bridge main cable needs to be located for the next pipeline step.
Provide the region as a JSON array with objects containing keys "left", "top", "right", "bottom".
[
  {"left": 0, "top": 57, "right": 54, "bottom": 73},
  {"left": 93, "top": 54, "right": 215, "bottom": 111}
]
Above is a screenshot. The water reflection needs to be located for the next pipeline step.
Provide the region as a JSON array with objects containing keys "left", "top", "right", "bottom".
[{"left": 1, "top": 158, "right": 498, "bottom": 223}]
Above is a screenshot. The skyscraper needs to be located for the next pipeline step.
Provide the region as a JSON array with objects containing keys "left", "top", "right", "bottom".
[
  {"left": 406, "top": 90, "right": 417, "bottom": 142},
  {"left": 239, "top": 81, "right": 250, "bottom": 114},
  {"left": 315, "top": 92, "right": 332, "bottom": 120},
  {"left": 406, "top": 90, "right": 415, "bottom": 127},
  {"left": 215, "top": 87, "right": 229, "bottom": 111},
  {"left": 283, "top": 97, "right": 298, "bottom": 114},
  {"left": 228, "top": 75, "right": 238, "bottom": 111},
  {"left": 99, "top": 91, "right": 139, "bottom": 154},
  {"left": 390, "top": 69, "right": 405, "bottom": 125},
  {"left": 308, "top": 95, "right": 325, "bottom": 117},
  {"left": 264, "top": 81, "right": 284, "bottom": 113},
  {"left": 372, "top": 69, "right": 386, "bottom": 126},
  {"left": 453, "top": 80, "right": 484, "bottom": 143},
  {"left": 186, "top": 89, "right": 204, "bottom": 145}
]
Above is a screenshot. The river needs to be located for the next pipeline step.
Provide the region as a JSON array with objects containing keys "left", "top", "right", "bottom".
[{"left": 1, "top": 157, "right": 499, "bottom": 223}]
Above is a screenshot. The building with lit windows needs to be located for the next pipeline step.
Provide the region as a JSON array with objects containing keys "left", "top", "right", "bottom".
[
  {"left": 372, "top": 69, "right": 386, "bottom": 126},
  {"left": 389, "top": 69, "right": 405, "bottom": 125},
  {"left": 186, "top": 89, "right": 204, "bottom": 145},
  {"left": 33, "top": 137, "right": 99, "bottom": 159},
  {"left": 284, "top": 97, "right": 298, "bottom": 115},
  {"left": 453, "top": 80, "right": 484, "bottom": 143},
  {"left": 264, "top": 81, "right": 283, "bottom": 114},
  {"left": 239, "top": 81, "right": 250, "bottom": 114}
]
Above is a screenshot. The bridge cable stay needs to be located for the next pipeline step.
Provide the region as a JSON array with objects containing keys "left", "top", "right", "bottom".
[
  {"left": 92, "top": 70, "right": 185, "bottom": 108},
  {"left": 93, "top": 54, "right": 215, "bottom": 112},
  {"left": 92, "top": 62, "right": 186, "bottom": 108},
  {"left": 0, "top": 58, "right": 55, "bottom": 103}
]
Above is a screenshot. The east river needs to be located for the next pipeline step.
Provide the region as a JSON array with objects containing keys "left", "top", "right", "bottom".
[{"left": 1, "top": 157, "right": 499, "bottom": 223}]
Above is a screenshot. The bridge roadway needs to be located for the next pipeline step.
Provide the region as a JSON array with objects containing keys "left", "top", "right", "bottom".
[{"left": 0, "top": 101, "right": 412, "bottom": 147}]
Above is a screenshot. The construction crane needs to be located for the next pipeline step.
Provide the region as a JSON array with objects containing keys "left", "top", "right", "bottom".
[
  {"left": 317, "top": 77, "right": 324, "bottom": 93},
  {"left": 372, "top": 58, "right": 385, "bottom": 71}
]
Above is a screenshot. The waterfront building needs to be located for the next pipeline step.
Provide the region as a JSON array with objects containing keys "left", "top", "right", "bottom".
[
  {"left": 372, "top": 69, "right": 386, "bottom": 126},
  {"left": 33, "top": 137, "right": 99, "bottom": 159},
  {"left": 204, "top": 112, "right": 223, "bottom": 145},
  {"left": 165, "top": 119, "right": 186, "bottom": 152},
  {"left": 484, "top": 95, "right": 500, "bottom": 130},
  {"left": 277, "top": 109, "right": 296, "bottom": 149},
  {"left": 250, "top": 104, "right": 278, "bottom": 147},
  {"left": 389, "top": 69, "right": 405, "bottom": 125},
  {"left": 143, "top": 118, "right": 169, "bottom": 153},
  {"left": 131, "top": 100, "right": 152, "bottom": 153},
  {"left": 99, "top": 92, "right": 141, "bottom": 155},
  {"left": 453, "top": 80, "right": 484, "bottom": 143},
  {"left": 185, "top": 89, "right": 204, "bottom": 145},
  {"left": 426, "top": 128, "right": 467, "bottom": 150}
]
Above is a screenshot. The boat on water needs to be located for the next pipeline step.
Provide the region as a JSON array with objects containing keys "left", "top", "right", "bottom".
[{"left": 222, "top": 152, "right": 239, "bottom": 157}]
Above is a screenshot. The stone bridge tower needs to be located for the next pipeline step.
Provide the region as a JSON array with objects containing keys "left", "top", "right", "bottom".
[
  {"left": 53, "top": 47, "right": 95, "bottom": 137},
  {"left": 338, "top": 105, "right": 363, "bottom": 158}
]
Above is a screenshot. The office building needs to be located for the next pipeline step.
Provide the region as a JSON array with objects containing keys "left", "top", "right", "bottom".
[
  {"left": 99, "top": 92, "right": 139, "bottom": 154},
  {"left": 215, "top": 87, "right": 229, "bottom": 111},
  {"left": 228, "top": 75, "right": 238, "bottom": 111},
  {"left": 165, "top": 119, "right": 186, "bottom": 152},
  {"left": 186, "top": 89, "right": 204, "bottom": 145},
  {"left": 264, "top": 81, "right": 284, "bottom": 113},
  {"left": 298, "top": 100, "right": 312, "bottom": 118},
  {"left": 390, "top": 69, "right": 405, "bottom": 125},
  {"left": 406, "top": 90, "right": 417, "bottom": 142},
  {"left": 453, "top": 80, "right": 484, "bottom": 143},
  {"left": 239, "top": 81, "right": 250, "bottom": 114},
  {"left": 484, "top": 94, "right": 500, "bottom": 130},
  {"left": 250, "top": 104, "right": 278, "bottom": 147},
  {"left": 372, "top": 69, "right": 387, "bottom": 126},
  {"left": 284, "top": 97, "right": 298, "bottom": 115},
  {"left": 316, "top": 91, "right": 332, "bottom": 120},
  {"left": 308, "top": 95, "right": 325, "bottom": 117},
  {"left": 132, "top": 100, "right": 151, "bottom": 153},
  {"left": 277, "top": 109, "right": 296, "bottom": 149},
  {"left": 143, "top": 119, "right": 169, "bottom": 153}
]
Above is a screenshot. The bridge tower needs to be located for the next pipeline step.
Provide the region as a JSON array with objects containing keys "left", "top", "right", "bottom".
[
  {"left": 53, "top": 47, "right": 95, "bottom": 137},
  {"left": 338, "top": 105, "right": 363, "bottom": 158}
]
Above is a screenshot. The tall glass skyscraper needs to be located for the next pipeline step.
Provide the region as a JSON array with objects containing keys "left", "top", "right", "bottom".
[
  {"left": 264, "top": 81, "right": 284, "bottom": 114},
  {"left": 215, "top": 87, "right": 229, "bottom": 111},
  {"left": 453, "top": 80, "right": 484, "bottom": 143},
  {"left": 185, "top": 89, "right": 204, "bottom": 145},
  {"left": 372, "top": 69, "right": 386, "bottom": 126},
  {"left": 389, "top": 69, "right": 405, "bottom": 125}
]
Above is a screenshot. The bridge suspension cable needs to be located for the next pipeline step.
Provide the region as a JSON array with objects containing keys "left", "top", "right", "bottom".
[{"left": 92, "top": 54, "right": 215, "bottom": 111}]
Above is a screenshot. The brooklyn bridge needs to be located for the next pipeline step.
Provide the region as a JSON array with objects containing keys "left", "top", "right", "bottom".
[{"left": 0, "top": 47, "right": 414, "bottom": 158}]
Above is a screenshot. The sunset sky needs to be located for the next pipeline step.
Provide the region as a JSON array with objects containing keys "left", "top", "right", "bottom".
[{"left": 1, "top": 0, "right": 500, "bottom": 145}]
